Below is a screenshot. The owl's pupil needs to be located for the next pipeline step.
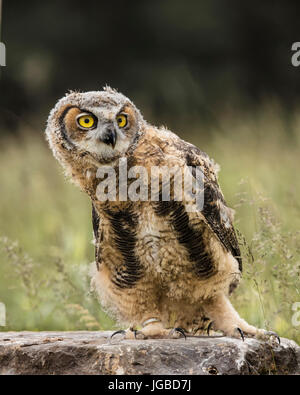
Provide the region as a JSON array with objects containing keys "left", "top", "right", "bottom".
[{"left": 84, "top": 119, "right": 89, "bottom": 124}]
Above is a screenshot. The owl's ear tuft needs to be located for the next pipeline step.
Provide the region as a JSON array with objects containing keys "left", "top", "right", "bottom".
[
  {"left": 103, "top": 85, "right": 118, "bottom": 94},
  {"left": 66, "top": 89, "right": 82, "bottom": 96}
]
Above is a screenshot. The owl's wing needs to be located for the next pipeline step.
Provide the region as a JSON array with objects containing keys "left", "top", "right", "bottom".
[{"left": 183, "top": 142, "right": 242, "bottom": 272}]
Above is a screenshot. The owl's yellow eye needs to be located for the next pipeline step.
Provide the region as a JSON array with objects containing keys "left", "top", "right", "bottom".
[
  {"left": 116, "top": 114, "right": 128, "bottom": 128},
  {"left": 77, "top": 114, "right": 96, "bottom": 129}
]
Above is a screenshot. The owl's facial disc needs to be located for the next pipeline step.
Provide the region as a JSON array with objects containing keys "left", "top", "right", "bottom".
[{"left": 62, "top": 104, "right": 137, "bottom": 160}]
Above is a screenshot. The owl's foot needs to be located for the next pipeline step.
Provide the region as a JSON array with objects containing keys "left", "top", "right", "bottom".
[
  {"left": 168, "top": 327, "right": 187, "bottom": 339},
  {"left": 206, "top": 320, "right": 245, "bottom": 340},
  {"left": 254, "top": 329, "right": 280, "bottom": 344},
  {"left": 236, "top": 328, "right": 280, "bottom": 344},
  {"left": 110, "top": 322, "right": 187, "bottom": 341},
  {"left": 134, "top": 325, "right": 186, "bottom": 340},
  {"left": 207, "top": 322, "right": 280, "bottom": 344},
  {"left": 204, "top": 294, "right": 280, "bottom": 344}
]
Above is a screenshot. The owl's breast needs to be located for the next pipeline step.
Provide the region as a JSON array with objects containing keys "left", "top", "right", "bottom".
[
  {"left": 135, "top": 205, "right": 203, "bottom": 282},
  {"left": 97, "top": 201, "right": 240, "bottom": 297}
]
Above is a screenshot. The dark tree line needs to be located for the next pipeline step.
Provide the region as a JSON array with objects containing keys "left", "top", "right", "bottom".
[{"left": 1, "top": 0, "right": 300, "bottom": 133}]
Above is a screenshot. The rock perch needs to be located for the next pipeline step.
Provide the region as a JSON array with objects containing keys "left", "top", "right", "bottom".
[{"left": 0, "top": 332, "right": 299, "bottom": 375}]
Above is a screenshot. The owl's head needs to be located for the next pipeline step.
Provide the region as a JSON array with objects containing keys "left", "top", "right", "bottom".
[{"left": 46, "top": 87, "right": 144, "bottom": 163}]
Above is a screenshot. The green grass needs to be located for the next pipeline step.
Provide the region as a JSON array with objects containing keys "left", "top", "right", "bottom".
[{"left": 0, "top": 105, "right": 299, "bottom": 344}]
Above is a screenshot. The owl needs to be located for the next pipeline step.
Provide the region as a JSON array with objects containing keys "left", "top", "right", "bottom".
[{"left": 46, "top": 87, "right": 278, "bottom": 342}]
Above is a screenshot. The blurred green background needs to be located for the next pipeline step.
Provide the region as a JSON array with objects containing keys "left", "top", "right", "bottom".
[{"left": 0, "top": 1, "right": 299, "bottom": 343}]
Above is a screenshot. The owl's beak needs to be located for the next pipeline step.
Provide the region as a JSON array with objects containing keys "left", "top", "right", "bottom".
[{"left": 100, "top": 127, "right": 117, "bottom": 149}]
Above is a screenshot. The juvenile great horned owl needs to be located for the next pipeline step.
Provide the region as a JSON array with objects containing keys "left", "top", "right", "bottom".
[{"left": 46, "top": 87, "right": 278, "bottom": 341}]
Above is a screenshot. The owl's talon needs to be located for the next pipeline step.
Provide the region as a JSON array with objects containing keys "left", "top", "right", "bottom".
[
  {"left": 110, "top": 330, "right": 126, "bottom": 340},
  {"left": 194, "top": 327, "right": 201, "bottom": 335},
  {"left": 169, "top": 327, "right": 186, "bottom": 340},
  {"left": 236, "top": 327, "right": 245, "bottom": 341},
  {"left": 207, "top": 321, "right": 214, "bottom": 336},
  {"left": 264, "top": 331, "right": 280, "bottom": 345}
]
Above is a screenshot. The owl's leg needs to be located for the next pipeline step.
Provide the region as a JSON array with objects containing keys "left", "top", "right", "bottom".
[{"left": 203, "top": 293, "right": 280, "bottom": 343}]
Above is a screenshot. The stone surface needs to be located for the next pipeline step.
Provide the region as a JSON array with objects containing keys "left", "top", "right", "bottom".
[{"left": 0, "top": 331, "right": 299, "bottom": 375}]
